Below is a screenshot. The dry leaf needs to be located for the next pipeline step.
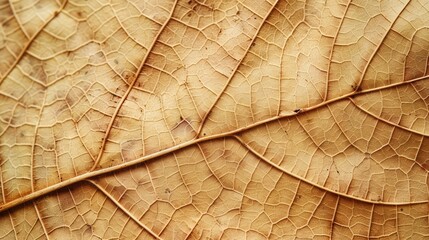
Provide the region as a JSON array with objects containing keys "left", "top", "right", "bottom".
[{"left": 1, "top": 0, "right": 429, "bottom": 239}]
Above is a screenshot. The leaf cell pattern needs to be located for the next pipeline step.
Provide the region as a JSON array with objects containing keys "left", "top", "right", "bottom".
[{"left": 0, "top": 0, "right": 429, "bottom": 239}]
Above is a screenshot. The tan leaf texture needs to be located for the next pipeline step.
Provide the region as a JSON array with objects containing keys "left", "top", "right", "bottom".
[{"left": 1, "top": 0, "right": 429, "bottom": 239}]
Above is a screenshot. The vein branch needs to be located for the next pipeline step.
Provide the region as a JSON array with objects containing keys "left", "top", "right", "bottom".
[
  {"left": 353, "top": 0, "right": 411, "bottom": 92},
  {"left": 196, "top": 0, "right": 280, "bottom": 137},
  {"left": 0, "top": 0, "right": 68, "bottom": 84},
  {"left": 86, "top": 180, "right": 162, "bottom": 240},
  {"left": 232, "top": 135, "right": 423, "bottom": 206},
  {"left": 349, "top": 97, "right": 429, "bottom": 137},
  {"left": 89, "top": 0, "right": 179, "bottom": 171}
]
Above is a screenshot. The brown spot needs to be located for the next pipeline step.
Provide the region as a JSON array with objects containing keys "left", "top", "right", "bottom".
[
  {"left": 122, "top": 72, "right": 134, "bottom": 82},
  {"left": 129, "top": 95, "right": 138, "bottom": 102},
  {"left": 165, "top": 188, "right": 171, "bottom": 194},
  {"left": 83, "top": 224, "right": 93, "bottom": 234},
  {"left": 114, "top": 59, "right": 118, "bottom": 64},
  {"left": 77, "top": 12, "right": 83, "bottom": 17}
]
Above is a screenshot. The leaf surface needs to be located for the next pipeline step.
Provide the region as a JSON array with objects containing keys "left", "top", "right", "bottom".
[{"left": 1, "top": 0, "right": 429, "bottom": 239}]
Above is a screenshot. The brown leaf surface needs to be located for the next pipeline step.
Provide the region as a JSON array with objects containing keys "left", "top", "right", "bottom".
[{"left": 1, "top": 0, "right": 429, "bottom": 239}]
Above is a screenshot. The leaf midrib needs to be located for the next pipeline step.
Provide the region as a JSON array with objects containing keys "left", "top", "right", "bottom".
[{"left": 1, "top": 75, "right": 427, "bottom": 213}]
